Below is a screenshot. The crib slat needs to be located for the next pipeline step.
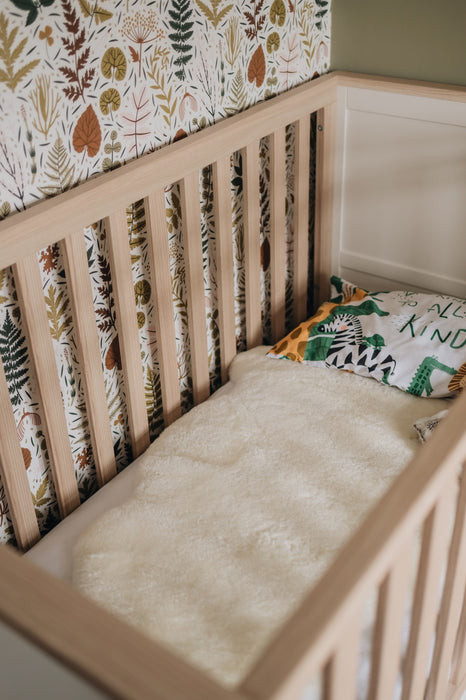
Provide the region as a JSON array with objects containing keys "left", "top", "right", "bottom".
[
  {"left": 180, "top": 172, "right": 210, "bottom": 405},
  {"left": 323, "top": 612, "right": 361, "bottom": 700},
  {"left": 14, "top": 256, "right": 80, "bottom": 518},
  {"left": 243, "top": 141, "right": 262, "bottom": 349},
  {"left": 314, "top": 103, "right": 336, "bottom": 306},
  {"left": 451, "top": 585, "right": 466, "bottom": 687},
  {"left": 368, "top": 544, "right": 412, "bottom": 700},
  {"left": 269, "top": 127, "right": 287, "bottom": 343},
  {"left": 144, "top": 190, "right": 181, "bottom": 426},
  {"left": 62, "top": 233, "right": 117, "bottom": 486},
  {"left": 105, "top": 211, "right": 150, "bottom": 457},
  {"left": 426, "top": 464, "right": 466, "bottom": 700},
  {"left": 401, "top": 481, "right": 456, "bottom": 700},
  {"left": 293, "top": 116, "right": 311, "bottom": 325},
  {"left": 213, "top": 156, "right": 236, "bottom": 384},
  {"left": 0, "top": 357, "right": 39, "bottom": 551}
]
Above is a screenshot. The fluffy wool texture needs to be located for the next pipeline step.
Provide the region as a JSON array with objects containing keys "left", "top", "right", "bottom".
[{"left": 73, "top": 347, "right": 448, "bottom": 687}]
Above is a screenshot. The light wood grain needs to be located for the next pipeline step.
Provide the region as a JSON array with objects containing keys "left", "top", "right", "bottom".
[
  {"left": 426, "top": 463, "right": 466, "bottom": 700},
  {"left": 293, "top": 116, "right": 311, "bottom": 325},
  {"left": 62, "top": 232, "right": 117, "bottom": 486},
  {"left": 105, "top": 210, "right": 150, "bottom": 458},
  {"left": 269, "top": 127, "right": 287, "bottom": 343},
  {"left": 314, "top": 102, "right": 337, "bottom": 306},
  {"left": 0, "top": 357, "right": 39, "bottom": 550},
  {"left": 14, "top": 255, "right": 80, "bottom": 518},
  {"left": 334, "top": 71, "right": 466, "bottom": 103},
  {"left": 243, "top": 141, "right": 262, "bottom": 349},
  {"left": 451, "top": 584, "right": 466, "bottom": 687},
  {"left": 323, "top": 610, "right": 361, "bottom": 700},
  {"left": 368, "top": 545, "right": 412, "bottom": 700},
  {"left": 213, "top": 157, "right": 236, "bottom": 383},
  {"left": 179, "top": 172, "right": 210, "bottom": 405},
  {"left": 447, "top": 668, "right": 466, "bottom": 700},
  {"left": 0, "top": 544, "right": 246, "bottom": 700},
  {"left": 402, "top": 481, "right": 456, "bottom": 700},
  {"left": 144, "top": 189, "right": 181, "bottom": 426}
]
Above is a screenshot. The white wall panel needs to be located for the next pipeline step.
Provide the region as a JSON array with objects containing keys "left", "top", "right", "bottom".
[{"left": 334, "top": 87, "right": 466, "bottom": 297}]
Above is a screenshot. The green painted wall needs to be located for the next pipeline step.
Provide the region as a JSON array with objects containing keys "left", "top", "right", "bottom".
[{"left": 331, "top": 0, "right": 466, "bottom": 87}]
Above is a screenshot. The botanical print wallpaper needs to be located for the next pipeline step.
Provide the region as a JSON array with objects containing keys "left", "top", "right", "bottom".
[{"left": 0, "top": 0, "right": 330, "bottom": 546}]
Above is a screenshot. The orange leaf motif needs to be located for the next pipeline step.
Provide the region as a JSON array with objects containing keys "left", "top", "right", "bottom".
[
  {"left": 39, "top": 25, "right": 54, "bottom": 45},
  {"left": 174, "top": 128, "right": 187, "bottom": 142},
  {"left": 72, "top": 105, "right": 102, "bottom": 158},
  {"left": 129, "top": 45, "right": 139, "bottom": 63},
  {"left": 247, "top": 45, "right": 266, "bottom": 87},
  {"left": 39, "top": 244, "right": 60, "bottom": 274},
  {"left": 21, "top": 448, "right": 31, "bottom": 470},
  {"left": 105, "top": 336, "right": 122, "bottom": 371}
]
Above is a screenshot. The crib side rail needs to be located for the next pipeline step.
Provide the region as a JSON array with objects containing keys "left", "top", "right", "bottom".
[
  {"left": 241, "top": 388, "right": 466, "bottom": 700},
  {"left": 0, "top": 543, "right": 249, "bottom": 700}
]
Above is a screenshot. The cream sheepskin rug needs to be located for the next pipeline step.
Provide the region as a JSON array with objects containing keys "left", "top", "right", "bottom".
[{"left": 73, "top": 347, "right": 447, "bottom": 687}]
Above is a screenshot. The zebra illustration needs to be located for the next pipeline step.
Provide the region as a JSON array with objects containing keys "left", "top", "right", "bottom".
[{"left": 304, "top": 312, "right": 397, "bottom": 384}]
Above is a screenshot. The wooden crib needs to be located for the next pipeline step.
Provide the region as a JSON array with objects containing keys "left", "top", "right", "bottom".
[{"left": 1, "top": 71, "right": 466, "bottom": 699}]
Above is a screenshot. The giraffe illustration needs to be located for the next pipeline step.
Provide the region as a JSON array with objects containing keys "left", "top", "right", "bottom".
[{"left": 268, "top": 286, "right": 368, "bottom": 362}]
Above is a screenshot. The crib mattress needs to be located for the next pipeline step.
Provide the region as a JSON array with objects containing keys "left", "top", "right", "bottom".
[{"left": 41, "top": 347, "right": 449, "bottom": 687}]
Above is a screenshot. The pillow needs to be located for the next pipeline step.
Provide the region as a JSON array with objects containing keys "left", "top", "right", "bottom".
[{"left": 267, "top": 275, "right": 466, "bottom": 398}]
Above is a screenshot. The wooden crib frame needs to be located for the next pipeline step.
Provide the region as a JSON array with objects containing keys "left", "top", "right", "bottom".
[{"left": 1, "top": 71, "right": 466, "bottom": 699}]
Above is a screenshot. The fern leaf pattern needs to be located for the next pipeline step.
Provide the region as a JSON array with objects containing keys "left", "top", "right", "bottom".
[
  {"left": 195, "top": 0, "right": 233, "bottom": 29},
  {"left": 59, "top": 0, "right": 95, "bottom": 103},
  {"left": 314, "top": 0, "right": 330, "bottom": 32},
  {"left": 0, "top": 311, "right": 29, "bottom": 406},
  {"left": 144, "top": 366, "right": 164, "bottom": 437},
  {"left": 45, "top": 285, "right": 73, "bottom": 341},
  {"left": 0, "top": 12, "right": 40, "bottom": 91},
  {"left": 225, "top": 69, "right": 248, "bottom": 115},
  {"left": 38, "top": 136, "right": 77, "bottom": 197},
  {"left": 166, "top": 0, "right": 194, "bottom": 81}
]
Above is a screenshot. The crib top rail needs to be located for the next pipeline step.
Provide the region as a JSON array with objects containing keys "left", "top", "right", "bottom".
[
  {"left": 0, "top": 73, "right": 336, "bottom": 271},
  {"left": 2, "top": 70, "right": 466, "bottom": 272}
]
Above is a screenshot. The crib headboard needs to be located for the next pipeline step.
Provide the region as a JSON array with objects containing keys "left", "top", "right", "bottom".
[
  {"left": 332, "top": 74, "right": 466, "bottom": 298},
  {"left": 1, "top": 72, "right": 466, "bottom": 700}
]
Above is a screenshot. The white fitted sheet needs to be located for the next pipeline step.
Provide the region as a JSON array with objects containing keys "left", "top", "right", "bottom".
[
  {"left": 25, "top": 377, "right": 236, "bottom": 580},
  {"left": 25, "top": 455, "right": 140, "bottom": 580}
]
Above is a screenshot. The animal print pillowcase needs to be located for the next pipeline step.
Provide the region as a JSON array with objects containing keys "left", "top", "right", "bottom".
[{"left": 267, "top": 276, "right": 466, "bottom": 398}]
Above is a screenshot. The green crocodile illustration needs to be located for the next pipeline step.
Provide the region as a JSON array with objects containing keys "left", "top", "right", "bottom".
[{"left": 407, "top": 356, "right": 456, "bottom": 397}]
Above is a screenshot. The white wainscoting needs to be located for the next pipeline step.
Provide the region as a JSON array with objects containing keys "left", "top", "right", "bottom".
[{"left": 332, "top": 85, "right": 466, "bottom": 298}]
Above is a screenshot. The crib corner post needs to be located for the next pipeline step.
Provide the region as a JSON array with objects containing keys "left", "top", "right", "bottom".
[{"left": 314, "top": 100, "right": 337, "bottom": 308}]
